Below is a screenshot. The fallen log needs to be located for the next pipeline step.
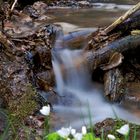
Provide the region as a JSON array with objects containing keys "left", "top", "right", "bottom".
[
  {"left": 104, "top": 2, "right": 140, "bottom": 34},
  {"left": 85, "top": 35, "right": 140, "bottom": 71},
  {"left": 104, "top": 68, "right": 125, "bottom": 102},
  {"left": 85, "top": 35, "right": 140, "bottom": 102},
  {"left": 114, "top": 13, "right": 140, "bottom": 33}
]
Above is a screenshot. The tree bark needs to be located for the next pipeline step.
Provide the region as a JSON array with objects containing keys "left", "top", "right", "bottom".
[
  {"left": 85, "top": 35, "right": 140, "bottom": 70},
  {"left": 114, "top": 13, "right": 140, "bottom": 33}
]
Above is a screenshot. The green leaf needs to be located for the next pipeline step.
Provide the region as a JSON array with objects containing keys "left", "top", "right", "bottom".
[
  {"left": 44, "top": 132, "right": 65, "bottom": 140},
  {"left": 82, "top": 133, "right": 100, "bottom": 140}
]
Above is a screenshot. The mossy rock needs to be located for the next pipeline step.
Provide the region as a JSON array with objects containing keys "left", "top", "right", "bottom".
[
  {"left": 8, "top": 84, "right": 38, "bottom": 121},
  {"left": 94, "top": 118, "right": 140, "bottom": 139}
]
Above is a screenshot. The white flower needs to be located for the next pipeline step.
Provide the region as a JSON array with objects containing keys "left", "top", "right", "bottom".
[
  {"left": 81, "top": 126, "right": 87, "bottom": 135},
  {"left": 57, "top": 127, "right": 71, "bottom": 138},
  {"left": 71, "top": 128, "right": 76, "bottom": 136},
  {"left": 67, "top": 138, "right": 71, "bottom": 140},
  {"left": 116, "top": 124, "right": 129, "bottom": 136},
  {"left": 74, "top": 133, "right": 83, "bottom": 140},
  {"left": 107, "top": 134, "right": 116, "bottom": 140},
  {"left": 40, "top": 105, "right": 50, "bottom": 116}
]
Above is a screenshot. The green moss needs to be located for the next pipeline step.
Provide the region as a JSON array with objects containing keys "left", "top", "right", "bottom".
[{"left": 8, "top": 84, "right": 38, "bottom": 121}]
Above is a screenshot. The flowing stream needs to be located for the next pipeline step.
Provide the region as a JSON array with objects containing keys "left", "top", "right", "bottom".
[
  {"left": 51, "top": 48, "right": 140, "bottom": 129},
  {"left": 49, "top": 1, "right": 140, "bottom": 129}
]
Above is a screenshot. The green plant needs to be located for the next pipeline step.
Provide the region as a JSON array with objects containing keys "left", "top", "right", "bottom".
[
  {"left": 8, "top": 84, "right": 38, "bottom": 120},
  {"left": 1, "top": 98, "right": 140, "bottom": 140},
  {"left": 133, "top": 127, "right": 137, "bottom": 140},
  {"left": 44, "top": 116, "right": 50, "bottom": 136},
  {"left": 45, "top": 132, "right": 64, "bottom": 140},
  {"left": 83, "top": 133, "right": 100, "bottom": 140},
  {"left": 0, "top": 123, "right": 10, "bottom": 140}
]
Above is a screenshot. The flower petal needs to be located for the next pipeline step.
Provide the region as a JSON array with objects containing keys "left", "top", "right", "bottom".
[
  {"left": 71, "top": 128, "right": 76, "bottom": 136},
  {"left": 40, "top": 105, "right": 50, "bottom": 116},
  {"left": 82, "top": 126, "right": 87, "bottom": 135},
  {"left": 107, "top": 134, "right": 116, "bottom": 140},
  {"left": 74, "top": 133, "right": 83, "bottom": 140},
  {"left": 116, "top": 124, "right": 129, "bottom": 136},
  {"left": 57, "top": 127, "right": 71, "bottom": 138}
]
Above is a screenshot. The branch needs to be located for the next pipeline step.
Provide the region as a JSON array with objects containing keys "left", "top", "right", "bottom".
[
  {"left": 11, "top": 0, "right": 18, "bottom": 12},
  {"left": 104, "top": 2, "right": 140, "bottom": 34}
]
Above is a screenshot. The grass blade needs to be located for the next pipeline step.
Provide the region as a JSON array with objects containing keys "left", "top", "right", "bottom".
[{"left": 133, "top": 126, "right": 137, "bottom": 140}]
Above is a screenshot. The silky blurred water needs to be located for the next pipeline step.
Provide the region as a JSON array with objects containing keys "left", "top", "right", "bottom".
[
  {"left": 52, "top": 49, "right": 140, "bottom": 129},
  {"left": 47, "top": 1, "right": 134, "bottom": 31},
  {"left": 50, "top": 1, "right": 140, "bottom": 129}
]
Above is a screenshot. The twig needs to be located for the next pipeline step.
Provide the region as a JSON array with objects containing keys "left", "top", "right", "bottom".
[
  {"left": 11, "top": 0, "right": 18, "bottom": 12},
  {"left": 104, "top": 2, "right": 140, "bottom": 34}
]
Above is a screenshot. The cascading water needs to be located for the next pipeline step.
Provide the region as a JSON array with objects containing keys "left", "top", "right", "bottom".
[
  {"left": 52, "top": 49, "right": 90, "bottom": 94},
  {"left": 52, "top": 38, "right": 140, "bottom": 129}
]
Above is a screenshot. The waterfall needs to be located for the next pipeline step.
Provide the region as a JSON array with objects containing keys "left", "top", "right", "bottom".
[
  {"left": 52, "top": 43, "right": 140, "bottom": 129},
  {"left": 52, "top": 49, "right": 90, "bottom": 95}
]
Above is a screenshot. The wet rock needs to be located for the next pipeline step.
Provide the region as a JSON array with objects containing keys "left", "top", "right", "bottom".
[
  {"left": 36, "top": 71, "right": 55, "bottom": 91},
  {"left": 0, "top": 6, "right": 58, "bottom": 119},
  {"left": 33, "top": 45, "right": 52, "bottom": 70},
  {"left": 0, "top": 55, "right": 28, "bottom": 98},
  {"left": 78, "top": 1, "right": 91, "bottom": 8},
  {"left": 37, "top": 90, "right": 59, "bottom": 105},
  {"left": 94, "top": 118, "right": 115, "bottom": 136},
  {"left": 94, "top": 118, "right": 140, "bottom": 139},
  {"left": 0, "top": 49, "right": 38, "bottom": 120},
  {"left": 22, "top": 1, "right": 48, "bottom": 20},
  {"left": 22, "top": 3, "right": 44, "bottom": 18},
  {"left": 4, "top": 14, "right": 33, "bottom": 36},
  {"left": 47, "top": 0, "right": 92, "bottom": 8},
  {"left": 33, "top": 1, "right": 48, "bottom": 15},
  {"left": 37, "top": 89, "right": 75, "bottom": 106},
  {"left": 23, "top": 5, "right": 40, "bottom": 19}
]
